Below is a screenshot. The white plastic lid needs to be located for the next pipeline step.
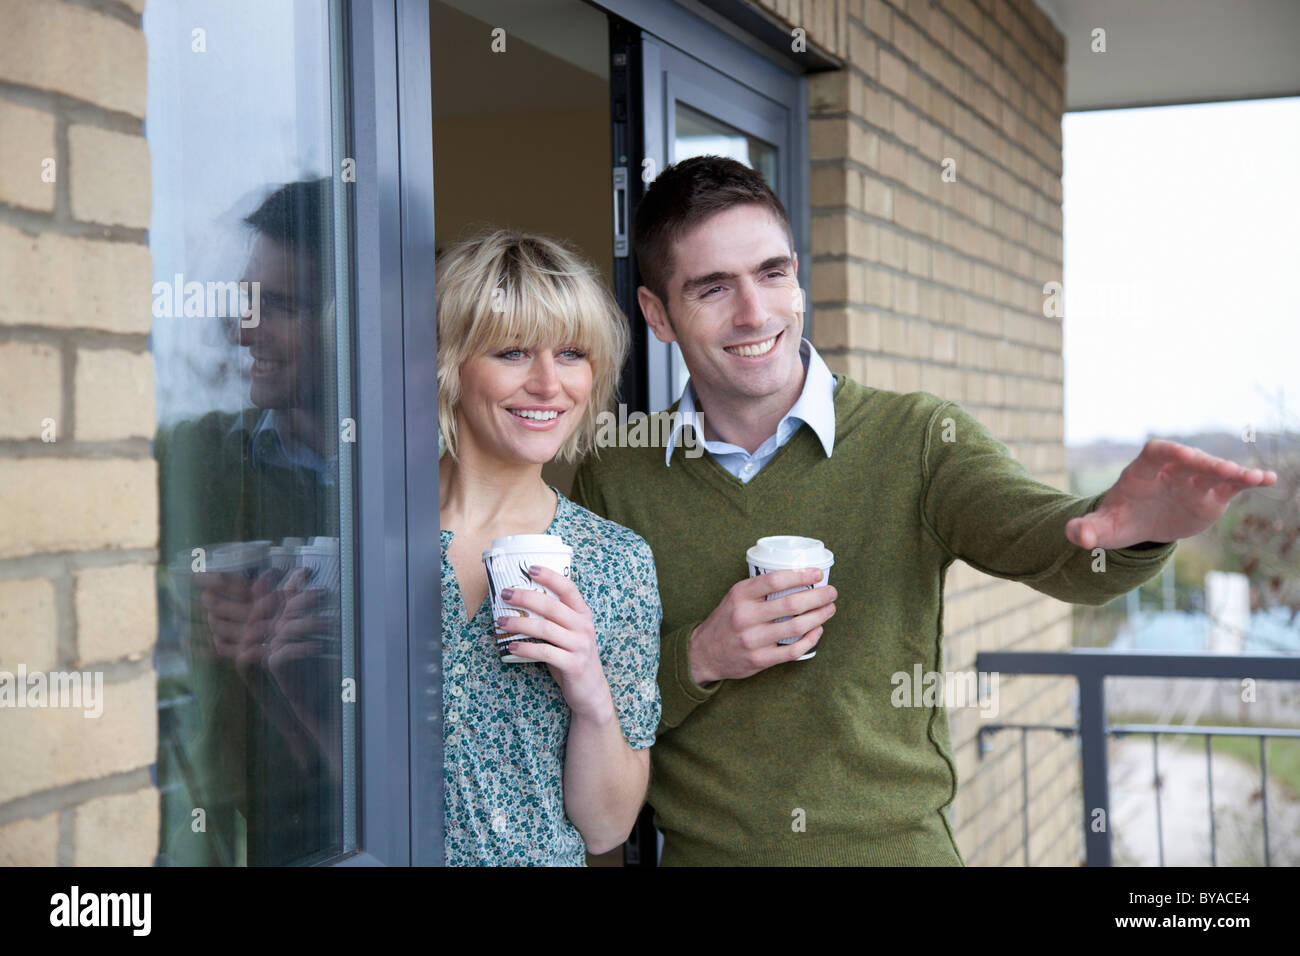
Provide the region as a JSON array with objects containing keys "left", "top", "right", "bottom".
[
  {"left": 484, "top": 533, "right": 571, "bottom": 559},
  {"left": 746, "top": 535, "right": 834, "bottom": 570}
]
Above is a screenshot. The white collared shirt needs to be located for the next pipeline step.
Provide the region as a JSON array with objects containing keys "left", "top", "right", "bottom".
[
  {"left": 234, "top": 408, "right": 338, "bottom": 486},
  {"left": 663, "top": 337, "right": 836, "bottom": 483}
]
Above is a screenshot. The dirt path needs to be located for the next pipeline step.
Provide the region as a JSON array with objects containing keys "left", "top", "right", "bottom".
[{"left": 1108, "top": 736, "right": 1300, "bottom": 866}]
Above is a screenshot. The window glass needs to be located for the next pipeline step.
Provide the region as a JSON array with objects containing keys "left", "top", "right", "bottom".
[
  {"left": 675, "top": 102, "right": 777, "bottom": 189},
  {"left": 147, "top": 0, "right": 355, "bottom": 866}
]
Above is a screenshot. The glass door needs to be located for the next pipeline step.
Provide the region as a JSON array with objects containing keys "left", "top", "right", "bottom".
[{"left": 148, "top": 0, "right": 358, "bottom": 866}]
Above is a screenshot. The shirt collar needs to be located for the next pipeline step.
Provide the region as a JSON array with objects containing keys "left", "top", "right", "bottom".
[
  {"left": 664, "top": 336, "right": 836, "bottom": 465},
  {"left": 229, "top": 407, "right": 337, "bottom": 482}
]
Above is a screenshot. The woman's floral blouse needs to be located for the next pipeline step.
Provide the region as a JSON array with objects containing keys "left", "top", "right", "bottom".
[{"left": 440, "top": 488, "right": 662, "bottom": 865}]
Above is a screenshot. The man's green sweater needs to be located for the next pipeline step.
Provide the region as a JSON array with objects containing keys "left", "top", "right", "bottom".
[{"left": 572, "top": 376, "right": 1176, "bottom": 865}]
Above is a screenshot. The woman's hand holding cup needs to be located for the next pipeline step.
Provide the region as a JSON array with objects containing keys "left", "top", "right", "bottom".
[{"left": 496, "top": 566, "right": 614, "bottom": 723}]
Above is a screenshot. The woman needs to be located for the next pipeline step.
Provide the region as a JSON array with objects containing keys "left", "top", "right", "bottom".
[{"left": 436, "top": 229, "right": 662, "bottom": 865}]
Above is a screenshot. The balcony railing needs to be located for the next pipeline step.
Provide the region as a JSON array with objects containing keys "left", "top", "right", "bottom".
[{"left": 973, "top": 650, "right": 1300, "bottom": 866}]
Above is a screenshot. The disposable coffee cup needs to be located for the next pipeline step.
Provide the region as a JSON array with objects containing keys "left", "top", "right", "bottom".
[
  {"left": 294, "top": 536, "right": 341, "bottom": 645},
  {"left": 746, "top": 535, "right": 834, "bottom": 661},
  {"left": 270, "top": 538, "right": 305, "bottom": 573},
  {"left": 268, "top": 538, "right": 303, "bottom": 589},
  {"left": 206, "top": 540, "right": 272, "bottom": 580},
  {"left": 482, "top": 534, "right": 573, "bottom": 663}
]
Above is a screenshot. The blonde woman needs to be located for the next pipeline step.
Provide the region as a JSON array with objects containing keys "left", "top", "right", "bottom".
[{"left": 436, "top": 230, "right": 661, "bottom": 865}]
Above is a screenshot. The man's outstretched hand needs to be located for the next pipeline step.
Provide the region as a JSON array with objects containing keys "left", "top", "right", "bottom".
[{"left": 1065, "top": 439, "right": 1278, "bottom": 551}]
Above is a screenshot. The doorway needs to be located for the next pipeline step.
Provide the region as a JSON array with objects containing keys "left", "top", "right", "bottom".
[{"left": 429, "top": 0, "right": 812, "bottom": 866}]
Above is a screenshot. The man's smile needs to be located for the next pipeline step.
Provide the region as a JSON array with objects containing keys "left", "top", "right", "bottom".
[{"left": 723, "top": 330, "right": 782, "bottom": 358}]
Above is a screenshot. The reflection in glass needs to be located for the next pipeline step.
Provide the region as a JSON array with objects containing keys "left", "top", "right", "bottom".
[{"left": 148, "top": 2, "right": 353, "bottom": 866}]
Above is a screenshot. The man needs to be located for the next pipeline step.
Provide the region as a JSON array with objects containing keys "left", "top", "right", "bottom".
[{"left": 571, "top": 155, "right": 1277, "bottom": 865}]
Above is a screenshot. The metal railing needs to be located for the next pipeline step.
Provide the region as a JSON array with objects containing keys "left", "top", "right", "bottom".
[{"left": 973, "top": 650, "right": 1300, "bottom": 866}]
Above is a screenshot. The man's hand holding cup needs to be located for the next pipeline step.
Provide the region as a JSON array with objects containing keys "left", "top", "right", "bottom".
[{"left": 689, "top": 568, "right": 838, "bottom": 686}]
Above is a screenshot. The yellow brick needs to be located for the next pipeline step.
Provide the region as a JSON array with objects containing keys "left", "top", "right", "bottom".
[
  {"left": 0, "top": 577, "right": 58, "bottom": 672},
  {"left": 847, "top": 23, "right": 878, "bottom": 78},
  {"left": 865, "top": 0, "right": 893, "bottom": 39},
  {"left": 904, "top": 237, "right": 930, "bottom": 276},
  {"left": 813, "top": 211, "right": 850, "bottom": 256},
  {"left": 893, "top": 16, "right": 921, "bottom": 60},
  {"left": 0, "top": 812, "right": 59, "bottom": 865},
  {"left": 864, "top": 85, "right": 892, "bottom": 131},
  {"left": 879, "top": 49, "right": 908, "bottom": 96},
  {"left": 878, "top": 227, "right": 905, "bottom": 269},
  {"left": 74, "top": 564, "right": 156, "bottom": 665},
  {"left": 849, "top": 123, "right": 880, "bottom": 168},
  {"left": 916, "top": 117, "right": 942, "bottom": 160},
  {"left": 878, "top": 138, "right": 907, "bottom": 183},
  {"left": 811, "top": 259, "right": 848, "bottom": 302},
  {"left": 863, "top": 353, "right": 896, "bottom": 390},
  {"left": 0, "top": 0, "right": 146, "bottom": 117},
  {"left": 932, "top": 327, "right": 956, "bottom": 362},
  {"left": 894, "top": 275, "right": 920, "bottom": 315},
  {"left": 860, "top": 173, "right": 893, "bottom": 219},
  {"left": 0, "top": 341, "right": 60, "bottom": 439},
  {"left": 879, "top": 312, "right": 907, "bottom": 353},
  {"left": 0, "top": 670, "right": 155, "bottom": 804},
  {"left": 74, "top": 788, "right": 159, "bottom": 866},
  {"left": 810, "top": 116, "right": 850, "bottom": 160},
  {"left": 810, "top": 164, "right": 848, "bottom": 207},
  {"left": 73, "top": 347, "right": 155, "bottom": 441},
  {"left": 0, "top": 100, "right": 56, "bottom": 211},
  {"left": 810, "top": 70, "right": 850, "bottom": 113},
  {"left": 0, "top": 226, "right": 152, "bottom": 333},
  {"left": 849, "top": 309, "right": 883, "bottom": 350},
  {"left": 848, "top": 217, "right": 879, "bottom": 260},
  {"left": 68, "top": 125, "right": 151, "bottom": 230},
  {"left": 893, "top": 100, "right": 918, "bottom": 146},
  {"left": 813, "top": 308, "right": 850, "bottom": 349},
  {"left": 894, "top": 359, "right": 921, "bottom": 392},
  {"left": 863, "top": 264, "right": 893, "bottom": 308},
  {"left": 0, "top": 458, "right": 156, "bottom": 559}
]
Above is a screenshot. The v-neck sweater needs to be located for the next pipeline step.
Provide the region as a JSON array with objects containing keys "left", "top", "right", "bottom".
[{"left": 572, "top": 376, "right": 1176, "bottom": 865}]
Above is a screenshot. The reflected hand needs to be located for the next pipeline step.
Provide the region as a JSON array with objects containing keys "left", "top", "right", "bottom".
[{"left": 196, "top": 568, "right": 286, "bottom": 670}]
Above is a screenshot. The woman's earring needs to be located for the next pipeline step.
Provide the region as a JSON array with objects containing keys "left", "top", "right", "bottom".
[{"left": 438, "top": 430, "right": 446, "bottom": 459}]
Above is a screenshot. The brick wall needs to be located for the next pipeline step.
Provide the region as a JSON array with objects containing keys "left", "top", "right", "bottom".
[
  {"left": 0, "top": 0, "right": 157, "bottom": 866},
  {"left": 750, "top": 0, "right": 1079, "bottom": 865}
]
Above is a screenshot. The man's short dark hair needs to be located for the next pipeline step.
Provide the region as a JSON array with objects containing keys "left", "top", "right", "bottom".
[
  {"left": 632, "top": 155, "right": 793, "bottom": 304},
  {"left": 243, "top": 176, "right": 332, "bottom": 256}
]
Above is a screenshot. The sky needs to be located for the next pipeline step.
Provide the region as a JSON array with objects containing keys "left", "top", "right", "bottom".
[
  {"left": 1062, "top": 96, "right": 1300, "bottom": 445},
  {"left": 146, "top": 0, "right": 335, "bottom": 425}
]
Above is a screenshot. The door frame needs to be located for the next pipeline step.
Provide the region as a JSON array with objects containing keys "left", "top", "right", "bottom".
[{"left": 337, "top": 0, "right": 442, "bottom": 866}]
